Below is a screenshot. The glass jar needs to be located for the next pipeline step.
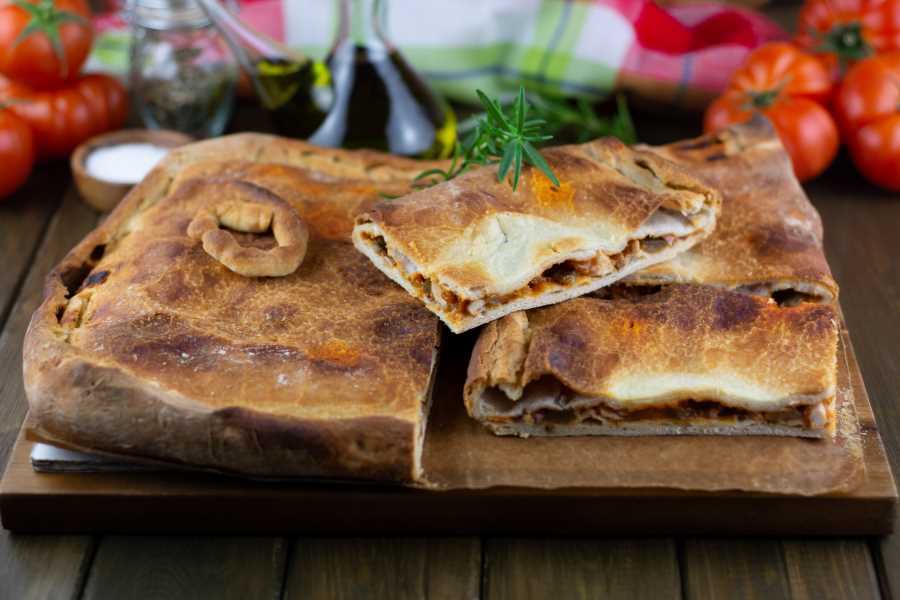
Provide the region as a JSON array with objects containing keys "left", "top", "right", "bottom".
[{"left": 128, "top": 0, "right": 237, "bottom": 138}]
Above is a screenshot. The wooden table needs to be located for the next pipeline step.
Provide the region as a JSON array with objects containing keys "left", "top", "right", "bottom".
[{"left": 1, "top": 100, "right": 898, "bottom": 597}]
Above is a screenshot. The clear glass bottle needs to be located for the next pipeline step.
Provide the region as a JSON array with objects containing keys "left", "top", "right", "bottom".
[{"left": 128, "top": 0, "right": 238, "bottom": 138}]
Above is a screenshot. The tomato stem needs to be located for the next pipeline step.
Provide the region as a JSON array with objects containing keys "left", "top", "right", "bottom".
[
  {"left": 811, "top": 21, "right": 873, "bottom": 72},
  {"left": 743, "top": 77, "right": 790, "bottom": 111},
  {"left": 750, "top": 89, "right": 779, "bottom": 109},
  {"left": 10, "top": 0, "right": 89, "bottom": 79}
]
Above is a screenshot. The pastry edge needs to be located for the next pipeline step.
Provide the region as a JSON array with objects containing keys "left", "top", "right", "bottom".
[{"left": 352, "top": 223, "right": 711, "bottom": 333}]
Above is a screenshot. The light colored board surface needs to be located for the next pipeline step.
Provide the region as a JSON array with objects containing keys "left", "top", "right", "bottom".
[
  {"left": 483, "top": 539, "right": 680, "bottom": 600},
  {"left": 283, "top": 538, "right": 481, "bottom": 600}
]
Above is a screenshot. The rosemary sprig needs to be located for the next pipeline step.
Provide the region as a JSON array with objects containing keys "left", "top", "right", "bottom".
[
  {"left": 458, "top": 91, "right": 637, "bottom": 146},
  {"left": 533, "top": 93, "right": 636, "bottom": 145},
  {"left": 413, "top": 86, "right": 559, "bottom": 191}
]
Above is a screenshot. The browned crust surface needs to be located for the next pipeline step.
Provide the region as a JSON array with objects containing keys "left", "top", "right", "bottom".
[
  {"left": 627, "top": 116, "right": 838, "bottom": 300},
  {"left": 465, "top": 284, "right": 839, "bottom": 434},
  {"left": 23, "top": 134, "right": 442, "bottom": 482}
]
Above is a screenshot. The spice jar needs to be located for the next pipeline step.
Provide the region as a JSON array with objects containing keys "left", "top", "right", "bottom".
[{"left": 128, "top": 0, "right": 237, "bottom": 138}]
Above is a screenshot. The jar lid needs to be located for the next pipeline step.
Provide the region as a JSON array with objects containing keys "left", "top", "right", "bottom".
[{"left": 127, "top": 0, "right": 210, "bottom": 30}]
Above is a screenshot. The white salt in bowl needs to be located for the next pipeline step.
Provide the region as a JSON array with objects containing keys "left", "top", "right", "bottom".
[{"left": 71, "top": 129, "right": 194, "bottom": 212}]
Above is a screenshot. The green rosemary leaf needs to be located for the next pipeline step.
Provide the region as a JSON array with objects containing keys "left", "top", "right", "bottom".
[
  {"left": 497, "top": 140, "right": 516, "bottom": 183},
  {"left": 412, "top": 86, "right": 561, "bottom": 192},
  {"left": 514, "top": 87, "right": 526, "bottom": 132},
  {"left": 612, "top": 93, "right": 637, "bottom": 145},
  {"left": 414, "top": 167, "right": 450, "bottom": 182},
  {"left": 522, "top": 141, "right": 560, "bottom": 187},
  {"left": 477, "top": 90, "right": 508, "bottom": 128},
  {"left": 511, "top": 144, "right": 523, "bottom": 191}
]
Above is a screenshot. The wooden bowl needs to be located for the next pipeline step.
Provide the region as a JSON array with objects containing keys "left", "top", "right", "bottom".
[{"left": 71, "top": 129, "right": 194, "bottom": 212}]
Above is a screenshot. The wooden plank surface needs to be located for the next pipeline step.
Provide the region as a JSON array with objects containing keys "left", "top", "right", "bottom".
[
  {"left": 283, "top": 538, "right": 481, "bottom": 600},
  {"left": 782, "top": 540, "right": 881, "bottom": 600},
  {"left": 0, "top": 162, "right": 68, "bottom": 329},
  {"left": 0, "top": 189, "right": 100, "bottom": 600},
  {"left": 807, "top": 159, "right": 900, "bottom": 597},
  {"left": 682, "top": 540, "right": 790, "bottom": 600},
  {"left": 82, "top": 536, "right": 288, "bottom": 600},
  {"left": 0, "top": 535, "right": 96, "bottom": 600},
  {"left": 483, "top": 539, "right": 680, "bottom": 600}
]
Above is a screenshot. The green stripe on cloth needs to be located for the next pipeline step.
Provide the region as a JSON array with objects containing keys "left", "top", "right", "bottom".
[
  {"left": 542, "top": 3, "right": 588, "bottom": 84},
  {"left": 528, "top": 1, "right": 566, "bottom": 75},
  {"left": 536, "top": 0, "right": 574, "bottom": 80}
]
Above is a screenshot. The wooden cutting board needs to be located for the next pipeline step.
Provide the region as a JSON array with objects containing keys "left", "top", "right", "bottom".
[{"left": 0, "top": 326, "right": 895, "bottom": 535}]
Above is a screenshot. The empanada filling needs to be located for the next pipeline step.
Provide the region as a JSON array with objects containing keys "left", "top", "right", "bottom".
[
  {"left": 478, "top": 378, "right": 833, "bottom": 431},
  {"left": 359, "top": 208, "right": 707, "bottom": 317}
]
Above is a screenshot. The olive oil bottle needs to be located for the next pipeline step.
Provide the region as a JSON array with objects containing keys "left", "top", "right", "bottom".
[
  {"left": 307, "top": 0, "right": 456, "bottom": 158},
  {"left": 253, "top": 57, "right": 332, "bottom": 139},
  {"left": 196, "top": 0, "right": 334, "bottom": 139},
  {"left": 199, "top": 0, "right": 455, "bottom": 159}
]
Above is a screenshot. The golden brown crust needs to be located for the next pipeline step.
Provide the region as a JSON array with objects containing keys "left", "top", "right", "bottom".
[
  {"left": 353, "top": 137, "right": 721, "bottom": 332},
  {"left": 185, "top": 179, "right": 309, "bottom": 277},
  {"left": 627, "top": 116, "right": 838, "bottom": 302},
  {"left": 24, "top": 134, "right": 443, "bottom": 482},
  {"left": 465, "top": 285, "right": 839, "bottom": 436}
]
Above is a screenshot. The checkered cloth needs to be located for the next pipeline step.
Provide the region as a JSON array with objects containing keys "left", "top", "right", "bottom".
[{"left": 89, "top": 0, "right": 786, "bottom": 109}]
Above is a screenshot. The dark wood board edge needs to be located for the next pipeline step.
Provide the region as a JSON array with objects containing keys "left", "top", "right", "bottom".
[{"left": 0, "top": 430, "right": 894, "bottom": 536}]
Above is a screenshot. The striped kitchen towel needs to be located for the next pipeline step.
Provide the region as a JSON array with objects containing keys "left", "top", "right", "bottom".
[{"left": 89, "top": 0, "right": 786, "bottom": 109}]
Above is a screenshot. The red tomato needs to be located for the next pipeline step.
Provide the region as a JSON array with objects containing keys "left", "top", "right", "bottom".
[
  {"left": 704, "top": 43, "right": 839, "bottom": 182},
  {"left": 0, "top": 0, "right": 93, "bottom": 90},
  {"left": 0, "top": 74, "right": 128, "bottom": 159},
  {"left": 0, "top": 106, "right": 35, "bottom": 200},
  {"left": 834, "top": 52, "right": 900, "bottom": 190},
  {"left": 795, "top": 0, "right": 900, "bottom": 77}
]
